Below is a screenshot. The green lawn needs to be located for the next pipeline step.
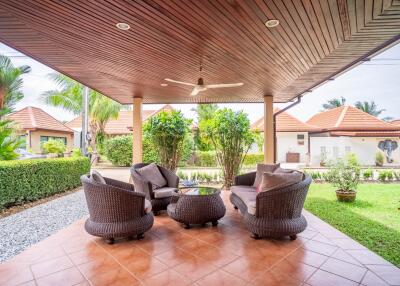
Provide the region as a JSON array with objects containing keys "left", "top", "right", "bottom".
[{"left": 304, "top": 183, "right": 400, "bottom": 267}]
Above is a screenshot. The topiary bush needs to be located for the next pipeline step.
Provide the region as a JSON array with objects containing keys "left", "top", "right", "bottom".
[
  {"left": 42, "top": 139, "right": 66, "bottom": 155},
  {"left": 0, "top": 157, "right": 90, "bottom": 210},
  {"left": 104, "top": 135, "right": 133, "bottom": 166}
]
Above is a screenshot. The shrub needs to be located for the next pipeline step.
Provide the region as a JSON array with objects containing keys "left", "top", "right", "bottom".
[
  {"left": 204, "top": 108, "right": 254, "bottom": 188},
  {"left": 192, "top": 151, "right": 218, "bottom": 167},
  {"left": 104, "top": 135, "right": 133, "bottom": 166},
  {"left": 387, "top": 170, "right": 394, "bottom": 181},
  {"left": 326, "top": 157, "right": 361, "bottom": 192},
  {"left": 42, "top": 139, "right": 66, "bottom": 155},
  {"left": 144, "top": 111, "right": 191, "bottom": 171},
  {"left": 0, "top": 157, "right": 90, "bottom": 210},
  {"left": 394, "top": 171, "right": 400, "bottom": 181},
  {"left": 375, "top": 152, "right": 385, "bottom": 166},
  {"left": 71, "top": 148, "right": 83, "bottom": 157},
  {"left": 378, "top": 170, "right": 388, "bottom": 182},
  {"left": 0, "top": 109, "right": 23, "bottom": 160},
  {"left": 363, "top": 168, "right": 373, "bottom": 180},
  {"left": 243, "top": 153, "right": 264, "bottom": 166}
]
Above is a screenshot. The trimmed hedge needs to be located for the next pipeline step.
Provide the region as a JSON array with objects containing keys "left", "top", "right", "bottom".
[
  {"left": 190, "top": 151, "right": 264, "bottom": 167},
  {"left": 0, "top": 157, "right": 90, "bottom": 210}
]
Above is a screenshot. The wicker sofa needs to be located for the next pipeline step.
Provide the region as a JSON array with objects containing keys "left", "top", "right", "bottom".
[
  {"left": 81, "top": 175, "right": 154, "bottom": 244},
  {"left": 130, "top": 163, "right": 179, "bottom": 215},
  {"left": 230, "top": 171, "right": 311, "bottom": 240}
]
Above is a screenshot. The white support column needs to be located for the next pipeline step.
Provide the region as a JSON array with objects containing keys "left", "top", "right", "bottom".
[
  {"left": 264, "top": 95, "right": 275, "bottom": 164},
  {"left": 132, "top": 97, "right": 143, "bottom": 164}
]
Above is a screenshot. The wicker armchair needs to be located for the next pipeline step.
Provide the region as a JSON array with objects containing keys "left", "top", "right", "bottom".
[
  {"left": 130, "top": 163, "right": 179, "bottom": 214},
  {"left": 230, "top": 171, "right": 311, "bottom": 240},
  {"left": 81, "top": 175, "right": 154, "bottom": 244}
]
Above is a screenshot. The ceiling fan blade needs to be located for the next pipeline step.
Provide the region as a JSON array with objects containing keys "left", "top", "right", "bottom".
[
  {"left": 164, "top": 78, "right": 195, "bottom": 86},
  {"left": 205, "top": 83, "right": 244, "bottom": 89},
  {"left": 190, "top": 86, "right": 202, "bottom": 96}
]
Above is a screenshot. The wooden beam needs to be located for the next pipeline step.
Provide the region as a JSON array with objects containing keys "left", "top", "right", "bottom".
[
  {"left": 264, "top": 96, "right": 274, "bottom": 164},
  {"left": 132, "top": 97, "right": 143, "bottom": 164}
]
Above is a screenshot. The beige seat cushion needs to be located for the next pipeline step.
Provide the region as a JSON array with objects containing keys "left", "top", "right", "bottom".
[
  {"left": 231, "top": 187, "right": 257, "bottom": 215},
  {"left": 136, "top": 163, "right": 167, "bottom": 189},
  {"left": 274, "top": 167, "right": 295, "bottom": 174},
  {"left": 260, "top": 171, "right": 303, "bottom": 192},
  {"left": 144, "top": 199, "right": 152, "bottom": 214},
  {"left": 90, "top": 170, "right": 106, "bottom": 184},
  {"left": 253, "top": 163, "right": 280, "bottom": 187},
  {"left": 153, "top": 187, "right": 177, "bottom": 198}
]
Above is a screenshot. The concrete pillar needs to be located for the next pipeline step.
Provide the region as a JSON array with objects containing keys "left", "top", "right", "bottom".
[
  {"left": 263, "top": 96, "right": 275, "bottom": 164},
  {"left": 132, "top": 97, "right": 143, "bottom": 164}
]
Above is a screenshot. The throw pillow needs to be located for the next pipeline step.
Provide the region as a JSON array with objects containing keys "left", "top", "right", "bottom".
[
  {"left": 136, "top": 163, "right": 167, "bottom": 190},
  {"left": 90, "top": 169, "right": 106, "bottom": 184},
  {"left": 253, "top": 163, "right": 280, "bottom": 187},
  {"left": 260, "top": 171, "right": 303, "bottom": 192}
]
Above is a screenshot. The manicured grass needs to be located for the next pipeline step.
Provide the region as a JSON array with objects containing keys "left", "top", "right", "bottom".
[{"left": 305, "top": 183, "right": 400, "bottom": 267}]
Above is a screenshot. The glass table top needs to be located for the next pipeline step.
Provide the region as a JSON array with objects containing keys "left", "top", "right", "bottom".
[{"left": 179, "top": 186, "right": 219, "bottom": 196}]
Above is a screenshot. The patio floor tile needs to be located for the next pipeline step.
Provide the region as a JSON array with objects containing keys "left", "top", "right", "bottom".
[{"left": 0, "top": 190, "right": 397, "bottom": 286}]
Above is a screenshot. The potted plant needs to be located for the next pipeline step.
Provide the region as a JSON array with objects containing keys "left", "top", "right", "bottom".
[
  {"left": 375, "top": 152, "right": 384, "bottom": 167},
  {"left": 326, "top": 155, "right": 361, "bottom": 202}
]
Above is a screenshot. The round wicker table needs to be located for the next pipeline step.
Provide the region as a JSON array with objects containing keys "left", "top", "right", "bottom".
[{"left": 167, "top": 187, "right": 226, "bottom": 229}]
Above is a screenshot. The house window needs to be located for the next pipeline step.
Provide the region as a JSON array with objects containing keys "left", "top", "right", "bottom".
[
  {"left": 345, "top": 146, "right": 351, "bottom": 153},
  {"left": 297, "top": 134, "right": 305, "bottom": 145},
  {"left": 40, "top": 136, "right": 67, "bottom": 145}
]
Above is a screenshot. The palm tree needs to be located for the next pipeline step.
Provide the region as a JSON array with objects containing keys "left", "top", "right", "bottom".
[
  {"left": 41, "top": 73, "right": 121, "bottom": 157},
  {"left": 322, "top": 97, "right": 346, "bottom": 110},
  {"left": 354, "top": 101, "right": 385, "bottom": 117},
  {"left": 0, "top": 54, "right": 31, "bottom": 110},
  {"left": 0, "top": 108, "right": 22, "bottom": 160}
]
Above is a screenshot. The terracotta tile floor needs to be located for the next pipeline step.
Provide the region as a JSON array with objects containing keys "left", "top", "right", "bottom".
[{"left": 1, "top": 191, "right": 399, "bottom": 286}]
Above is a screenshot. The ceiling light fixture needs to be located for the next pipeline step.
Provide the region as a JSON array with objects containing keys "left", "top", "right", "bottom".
[
  {"left": 265, "top": 19, "right": 280, "bottom": 28},
  {"left": 116, "top": 23, "right": 130, "bottom": 30}
]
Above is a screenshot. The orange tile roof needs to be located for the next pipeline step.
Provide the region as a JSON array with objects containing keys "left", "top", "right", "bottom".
[
  {"left": 330, "top": 131, "right": 400, "bottom": 137},
  {"left": 8, "top": 106, "right": 73, "bottom": 133},
  {"left": 391, "top": 119, "right": 400, "bottom": 126},
  {"left": 251, "top": 108, "right": 319, "bottom": 132},
  {"left": 307, "top": 106, "right": 400, "bottom": 132},
  {"left": 66, "top": 104, "right": 174, "bottom": 135}
]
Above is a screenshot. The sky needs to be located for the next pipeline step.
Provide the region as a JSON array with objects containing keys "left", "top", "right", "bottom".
[{"left": 1, "top": 42, "right": 400, "bottom": 123}]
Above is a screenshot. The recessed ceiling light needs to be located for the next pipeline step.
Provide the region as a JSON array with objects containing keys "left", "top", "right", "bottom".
[
  {"left": 116, "top": 23, "right": 130, "bottom": 30},
  {"left": 161, "top": 83, "right": 168, "bottom": 87},
  {"left": 265, "top": 19, "right": 279, "bottom": 28}
]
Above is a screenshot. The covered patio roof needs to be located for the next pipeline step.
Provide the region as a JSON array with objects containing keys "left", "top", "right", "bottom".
[{"left": 0, "top": 1, "right": 399, "bottom": 104}]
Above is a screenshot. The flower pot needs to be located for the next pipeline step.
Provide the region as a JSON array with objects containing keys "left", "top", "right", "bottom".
[{"left": 335, "top": 190, "right": 356, "bottom": 202}]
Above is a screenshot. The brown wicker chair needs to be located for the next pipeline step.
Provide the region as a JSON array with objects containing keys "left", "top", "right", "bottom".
[
  {"left": 230, "top": 171, "right": 311, "bottom": 240},
  {"left": 130, "top": 163, "right": 179, "bottom": 215},
  {"left": 81, "top": 175, "right": 154, "bottom": 244}
]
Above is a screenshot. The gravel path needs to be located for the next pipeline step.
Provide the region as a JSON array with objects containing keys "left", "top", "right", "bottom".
[{"left": 0, "top": 190, "right": 88, "bottom": 262}]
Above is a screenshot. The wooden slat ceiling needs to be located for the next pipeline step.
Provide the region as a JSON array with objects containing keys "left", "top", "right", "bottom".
[{"left": 0, "top": 0, "right": 399, "bottom": 104}]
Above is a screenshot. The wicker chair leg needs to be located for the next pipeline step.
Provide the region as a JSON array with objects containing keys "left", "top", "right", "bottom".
[
  {"left": 290, "top": 235, "right": 297, "bottom": 241},
  {"left": 105, "top": 238, "right": 115, "bottom": 244},
  {"left": 127, "top": 236, "right": 134, "bottom": 241},
  {"left": 212, "top": 221, "right": 218, "bottom": 226},
  {"left": 137, "top": 233, "right": 145, "bottom": 240},
  {"left": 201, "top": 223, "right": 207, "bottom": 227},
  {"left": 183, "top": 223, "right": 191, "bottom": 229},
  {"left": 233, "top": 205, "right": 238, "bottom": 210},
  {"left": 251, "top": 233, "right": 260, "bottom": 240},
  {"left": 153, "top": 211, "right": 159, "bottom": 216}
]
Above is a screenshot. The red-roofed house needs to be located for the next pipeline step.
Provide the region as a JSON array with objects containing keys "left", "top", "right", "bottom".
[
  {"left": 251, "top": 108, "right": 319, "bottom": 164},
  {"left": 307, "top": 106, "right": 400, "bottom": 166},
  {"left": 8, "top": 106, "right": 74, "bottom": 153}
]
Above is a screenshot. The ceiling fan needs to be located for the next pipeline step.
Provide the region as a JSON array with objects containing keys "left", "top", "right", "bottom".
[{"left": 164, "top": 64, "right": 244, "bottom": 96}]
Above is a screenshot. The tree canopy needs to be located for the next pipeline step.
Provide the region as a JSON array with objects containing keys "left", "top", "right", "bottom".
[{"left": 322, "top": 97, "right": 346, "bottom": 110}]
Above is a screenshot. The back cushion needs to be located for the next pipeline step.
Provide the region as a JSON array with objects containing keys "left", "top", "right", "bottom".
[
  {"left": 90, "top": 169, "right": 106, "bottom": 185},
  {"left": 260, "top": 171, "right": 303, "bottom": 192},
  {"left": 136, "top": 163, "right": 167, "bottom": 189},
  {"left": 253, "top": 163, "right": 280, "bottom": 187}
]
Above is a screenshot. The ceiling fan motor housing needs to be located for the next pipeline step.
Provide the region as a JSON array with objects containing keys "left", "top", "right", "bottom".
[{"left": 197, "top": 77, "right": 205, "bottom": 86}]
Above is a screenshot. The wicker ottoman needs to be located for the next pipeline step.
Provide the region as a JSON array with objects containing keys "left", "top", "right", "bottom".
[{"left": 167, "top": 187, "right": 226, "bottom": 228}]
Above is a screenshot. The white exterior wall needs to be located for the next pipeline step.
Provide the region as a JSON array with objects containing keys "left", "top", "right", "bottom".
[
  {"left": 310, "top": 136, "right": 400, "bottom": 166},
  {"left": 249, "top": 131, "right": 309, "bottom": 164},
  {"left": 276, "top": 132, "right": 309, "bottom": 164}
]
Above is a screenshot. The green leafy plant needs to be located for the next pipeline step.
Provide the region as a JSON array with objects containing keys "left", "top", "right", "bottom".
[
  {"left": 0, "top": 157, "right": 90, "bottom": 210},
  {"left": 0, "top": 109, "right": 22, "bottom": 160},
  {"left": 363, "top": 168, "right": 373, "bottom": 180},
  {"left": 326, "top": 157, "right": 361, "bottom": 192},
  {"left": 378, "top": 170, "right": 388, "bottom": 182},
  {"left": 42, "top": 139, "right": 66, "bottom": 155},
  {"left": 394, "top": 171, "right": 400, "bottom": 181},
  {"left": 144, "top": 110, "right": 191, "bottom": 171},
  {"left": 104, "top": 135, "right": 133, "bottom": 166},
  {"left": 375, "top": 152, "right": 385, "bottom": 166},
  {"left": 204, "top": 108, "right": 254, "bottom": 188}
]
